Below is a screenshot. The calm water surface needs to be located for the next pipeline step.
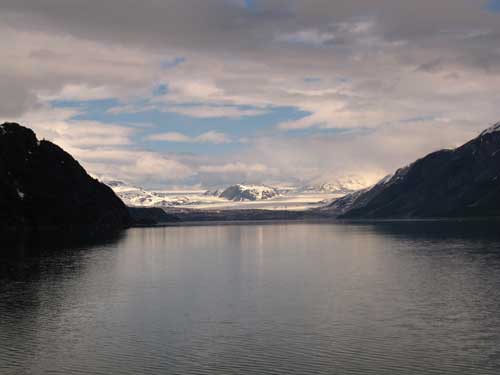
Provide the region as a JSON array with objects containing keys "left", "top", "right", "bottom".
[{"left": 1, "top": 221, "right": 500, "bottom": 374}]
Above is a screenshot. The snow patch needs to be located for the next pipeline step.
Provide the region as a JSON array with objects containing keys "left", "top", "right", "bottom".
[
  {"left": 480, "top": 122, "right": 500, "bottom": 136},
  {"left": 301, "top": 175, "right": 369, "bottom": 194},
  {"left": 106, "top": 180, "right": 213, "bottom": 207},
  {"left": 219, "top": 184, "right": 279, "bottom": 201},
  {"left": 375, "top": 163, "right": 412, "bottom": 187}
]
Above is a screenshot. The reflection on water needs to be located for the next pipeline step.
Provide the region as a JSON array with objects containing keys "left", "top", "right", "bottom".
[
  {"left": 1, "top": 221, "right": 500, "bottom": 374},
  {"left": 0, "top": 229, "right": 124, "bottom": 281}
]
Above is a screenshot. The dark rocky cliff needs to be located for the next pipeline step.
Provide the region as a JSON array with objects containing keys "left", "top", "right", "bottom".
[
  {"left": 326, "top": 123, "right": 500, "bottom": 219},
  {"left": 0, "top": 123, "right": 131, "bottom": 232}
]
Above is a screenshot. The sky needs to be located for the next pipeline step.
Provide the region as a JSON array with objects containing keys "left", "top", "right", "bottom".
[{"left": 1, "top": 0, "right": 500, "bottom": 189}]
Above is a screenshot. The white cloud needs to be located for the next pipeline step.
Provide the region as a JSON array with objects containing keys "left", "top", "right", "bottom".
[
  {"left": 277, "top": 29, "right": 337, "bottom": 46},
  {"left": 195, "top": 131, "right": 231, "bottom": 144},
  {"left": 166, "top": 105, "right": 266, "bottom": 119},
  {"left": 147, "top": 131, "right": 232, "bottom": 144},
  {"left": 148, "top": 132, "right": 191, "bottom": 143},
  {"left": 40, "top": 84, "right": 117, "bottom": 101},
  {"left": 199, "top": 162, "right": 269, "bottom": 174},
  {"left": 62, "top": 146, "right": 195, "bottom": 186},
  {"left": 12, "top": 107, "right": 134, "bottom": 149}
]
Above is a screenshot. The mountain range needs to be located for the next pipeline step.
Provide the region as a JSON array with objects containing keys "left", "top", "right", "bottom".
[{"left": 108, "top": 180, "right": 365, "bottom": 209}]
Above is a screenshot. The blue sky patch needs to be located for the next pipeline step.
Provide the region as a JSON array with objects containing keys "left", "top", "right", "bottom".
[
  {"left": 487, "top": 0, "right": 500, "bottom": 12},
  {"left": 160, "top": 57, "right": 186, "bottom": 70},
  {"left": 51, "top": 99, "right": 311, "bottom": 156},
  {"left": 243, "top": 0, "right": 255, "bottom": 9},
  {"left": 153, "top": 84, "right": 169, "bottom": 96}
]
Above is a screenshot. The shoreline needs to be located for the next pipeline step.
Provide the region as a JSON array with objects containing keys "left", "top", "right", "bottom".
[{"left": 131, "top": 212, "right": 500, "bottom": 228}]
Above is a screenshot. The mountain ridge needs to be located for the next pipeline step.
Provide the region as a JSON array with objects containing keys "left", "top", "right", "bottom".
[
  {"left": 324, "top": 123, "right": 500, "bottom": 219},
  {"left": 0, "top": 122, "right": 131, "bottom": 232}
]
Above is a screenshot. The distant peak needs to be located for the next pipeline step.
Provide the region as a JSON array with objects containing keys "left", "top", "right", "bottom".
[{"left": 480, "top": 122, "right": 500, "bottom": 136}]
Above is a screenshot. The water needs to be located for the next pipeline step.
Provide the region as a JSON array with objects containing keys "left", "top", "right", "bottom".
[{"left": 1, "top": 221, "right": 500, "bottom": 374}]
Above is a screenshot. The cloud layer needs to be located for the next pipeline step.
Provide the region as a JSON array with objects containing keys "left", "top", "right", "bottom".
[{"left": 1, "top": 1, "right": 499, "bottom": 188}]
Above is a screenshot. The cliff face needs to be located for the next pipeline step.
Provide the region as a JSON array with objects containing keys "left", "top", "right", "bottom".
[
  {"left": 326, "top": 123, "right": 500, "bottom": 219},
  {"left": 0, "top": 123, "right": 131, "bottom": 232}
]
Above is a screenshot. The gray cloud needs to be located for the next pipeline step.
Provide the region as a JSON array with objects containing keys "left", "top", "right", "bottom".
[{"left": 0, "top": 73, "right": 41, "bottom": 117}]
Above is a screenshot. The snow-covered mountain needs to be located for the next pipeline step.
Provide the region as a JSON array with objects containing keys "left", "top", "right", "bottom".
[
  {"left": 219, "top": 184, "right": 279, "bottom": 201},
  {"left": 105, "top": 178, "right": 361, "bottom": 210},
  {"left": 105, "top": 180, "right": 211, "bottom": 207},
  {"left": 301, "top": 176, "right": 370, "bottom": 194},
  {"left": 203, "top": 189, "right": 223, "bottom": 197},
  {"left": 107, "top": 180, "right": 282, "bottom": 206}
]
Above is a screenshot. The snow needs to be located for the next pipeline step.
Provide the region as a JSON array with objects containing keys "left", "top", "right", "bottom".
[
  {"left": 374, "top": 163, "right": 412, "bottom": 187},
  {"left": 194, "top": 192, "right": 345, "bottom": 211},
  {"left": 236, "top": 184, "right": 273, "bottom": 193},
  {"left": 480, "top": 122, "right": 500, "bottom": 136},
  {"left": 301, "top": 176, "right": 370, "bottom": 194},
  {"left": 17, "top": 189, "right": 25, "bottom": 199},
  {"left": 219, "top": 184, "right": 279, "bottom": 201},
  {"left": 108, "top": 181, "right": 208, "bottom": 207},
  {"left": 378, "top": 173, "right": 394, "bottom": 186},
  {"left": 106, "top": 180, "right": 347, "bottom": 211}
]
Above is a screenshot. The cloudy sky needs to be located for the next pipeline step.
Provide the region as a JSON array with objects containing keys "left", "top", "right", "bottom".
[{"left": 1, "top": 0, "right": 500, "bottom": 188}]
